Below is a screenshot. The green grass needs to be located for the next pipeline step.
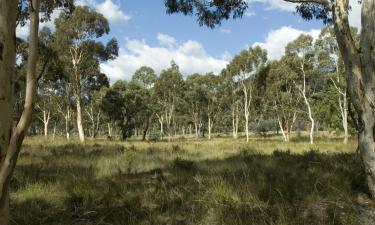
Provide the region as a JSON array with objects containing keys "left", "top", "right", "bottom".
[{"left": 9, "top": 135, "right": 371, "bottom": 225}]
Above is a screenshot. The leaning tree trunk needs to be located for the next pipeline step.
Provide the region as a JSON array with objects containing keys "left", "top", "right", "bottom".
[
  {"left": 0, "top": 0, "right": 39, "bottom": 224},
  {"left": 332, "top": 0, "right": 375, "bottom": 197},
  {"left": 278, "top": 117, "right": 288, "bottom": 142}
]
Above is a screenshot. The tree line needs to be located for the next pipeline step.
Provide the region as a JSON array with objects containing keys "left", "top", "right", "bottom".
[{"left": 23, "top": 17, "right": 355, "bottom": 145}]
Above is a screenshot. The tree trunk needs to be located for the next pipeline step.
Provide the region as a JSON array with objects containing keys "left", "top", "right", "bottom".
[
  {"left": 76, "top": 96, "right": 85, "bottom": 142},
  {"left": 299, "top": 66, "right": 314, "bottom": 144},
  {"left": 0, "top": 1, "right": 38, "bottom": 224},
  {"left": 343, "top": 105, "right": 348, "bottom": 144},
  {"left": 245, "top": 114, "right": 249, "bottom": 142},
  {"left": 208, "top": 116, "right": 212, "bottom": 140},
  {"left": 194, "top": 121, "right": 199, "bottom": 138},
  {"left": 278, "top": 117, "right": 288, "bottom": 142},
  {"left": 331, "top": 0, "right": 375, "bottom": 197},
  {"left": 43, "top": 111, "right": 50, "bottom": 138},
  {"left": 107, "top": 123, "right": 112, "bottom": 138},
  {"left": 53, "top": 122, "right": 56, "bottom": 140},
  {"left": 65, "top": 113, "right": 70, "bottom": 140},
  {"left": 232, "top": 105, "right": 239, "bottom": 139},
  {"left": 142, "top": 118, "right": 149, "bottom": 141}
]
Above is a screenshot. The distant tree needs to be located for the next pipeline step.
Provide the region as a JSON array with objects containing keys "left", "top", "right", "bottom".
[
  {"left": 185, "top": 74, "right": 208, "bottom": 138},
  {"left": 266, "top": 59, "right": 300, "bottom": 142},
  {"left": 54, "top": 6, "right": 118, "bottom": 142},
  {"left": 201, "top": 73, "right": 223, "bottom": 140},
  {"left": 315, "top": 27, "right": 350, "bottom": 143},
  {"left": 224, "top": 46, "right": 267, "bottom": 142},
  {"left": 132, "top": 66, "right": 157, "bottom": 89},
  {"left": 102, "top": 81, "right": 149, "bottom": 140},
  {"left": 153, "top": 61, "right": 185, "bottom": 141},
  {"left": 285, "top": 34, "right": 316, "bottom": 144}
]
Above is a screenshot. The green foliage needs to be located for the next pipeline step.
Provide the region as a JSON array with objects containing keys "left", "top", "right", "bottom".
[{"left": 102, "top": 81, "right": 151, "bottom": 140}]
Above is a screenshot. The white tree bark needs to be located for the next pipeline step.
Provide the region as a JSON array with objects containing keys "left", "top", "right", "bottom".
[
  {"left": 0, "top": 1, "right": 18, "bottom": 223},
  {"left": 43, "top": 111, "right": 51, "bottom": 137},
  {"left": 232, "top": 103, "right": 240, "bottom": 139},
  {"left": 330, "top": 0, "right": 375, "bottom": 197},
  {"left": 0, "top": 1, "right": 39, "bottom": 223},
  {"left": 330, "top": 61, "right": 349, "bottom": 144},
  {"left": 71, "top": 44, "right": 85, "bottom": 142},
  {"left": 241, "top": 71, "right": 252, "bottom": 142},
  {"left": 156, "top": 113, "right": 164, "bottom": 140},
  {"left": 208, "top": 116, "right": 213, "bottom": 140},
  {"left": 76, "top": 96, "right": 85, "bottom": 142},
  {"left": 297, "top": 61, "right": 315, "bottom": 144},
  {"left": 278, "top": 117, "right": 288, "bottom": 142}
]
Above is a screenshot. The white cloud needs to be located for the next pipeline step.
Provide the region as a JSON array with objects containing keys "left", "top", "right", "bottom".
[
  {"left": 76, "top": 0, "right": 130, "bottom": 23},
  {"left": 157, "top": 33, "right": 176, "bottom": 47},
  {"left": 16, "top": 9, "right": 64, "bottom": 39},
  {"left": 100, "top": 35, "right": 229, "bottom": 82},
  {"left": 96, "top": 0, "right": 130, "bottom": 23},
  {"left": 252, "top": 26, "right": 320, "bottom": 60},
  {"left": 220, "top": 28, "right": 232, "bottom": 34},
  {"left": 16, "top": 0, "right": 130, "bottom": 39},
  {"left": 349, "top": 0, "right": 361, "bottom": 28},
  {"left": 16, "top": 22, "right": 30, "bottom": 38},
  {"left": 75, "top": 0, "right": 96, "bottom": 6},
  {"left": 245, "top": 10, "right": 256, "bottom": 17}
]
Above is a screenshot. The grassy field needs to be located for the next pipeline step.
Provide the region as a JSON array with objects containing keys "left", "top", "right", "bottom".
[{"left": 9, "top": 135, "right": 373, "bottom": 225}]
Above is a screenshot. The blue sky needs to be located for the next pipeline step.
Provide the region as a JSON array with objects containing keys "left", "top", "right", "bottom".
[{"left": 16, "top": 0, "right": 361, "bottom": 82}]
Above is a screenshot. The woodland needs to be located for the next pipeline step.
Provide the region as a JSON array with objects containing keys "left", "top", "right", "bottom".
[{"left": 0, "top": 0, "right": 374, "bottom": 224}]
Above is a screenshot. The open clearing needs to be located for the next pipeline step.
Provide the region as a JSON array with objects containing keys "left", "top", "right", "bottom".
[{"left": 10, "top": 135, "right": 373, "bottom": 225}]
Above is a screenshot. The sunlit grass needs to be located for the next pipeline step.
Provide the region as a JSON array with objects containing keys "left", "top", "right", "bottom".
[{"left": 10, "top": 134, "right": 365, "bottom": 225}]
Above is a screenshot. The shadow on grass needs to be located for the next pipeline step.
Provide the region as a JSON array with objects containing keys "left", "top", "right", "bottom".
[{"left": 10, "top": 144, "right": 370, "bottom": 225}]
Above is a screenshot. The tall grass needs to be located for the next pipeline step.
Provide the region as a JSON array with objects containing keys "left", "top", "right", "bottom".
[{"left": 10, "top": 135, "right": 371, "bottom": 225}]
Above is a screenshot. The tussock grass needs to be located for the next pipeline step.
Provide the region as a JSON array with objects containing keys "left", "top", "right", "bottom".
[{"left": 10, "top": 135, "right": 369, "bottom": 224}]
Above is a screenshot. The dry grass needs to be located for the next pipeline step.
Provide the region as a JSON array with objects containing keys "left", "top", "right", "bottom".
[{"left": 10, "top": 134, "right": 368, "bottom": 225}]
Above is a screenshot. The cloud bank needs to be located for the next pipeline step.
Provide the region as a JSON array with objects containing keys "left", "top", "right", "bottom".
[{"left": 101, "top": 34, "right": 230, "bottom": 82}]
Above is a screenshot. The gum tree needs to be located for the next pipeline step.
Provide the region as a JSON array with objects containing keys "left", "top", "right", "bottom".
[
  {"left": 0, "top": 0, "right": 73, "bottom": 223},
  {"left": 54, "top": 6, "right": 118, "bottom": 142},
  {"left": 164, "top": 0, "right": 375, "bottom": 197}
]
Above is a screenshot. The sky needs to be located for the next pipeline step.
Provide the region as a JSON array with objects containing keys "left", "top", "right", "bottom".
[{"left": 16, "top": 0, "right": 362, "bottom": 83}]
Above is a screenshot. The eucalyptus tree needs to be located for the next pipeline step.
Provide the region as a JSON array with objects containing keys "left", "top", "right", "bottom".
[
  {"left": 285, "top": 35, "right": 317, "bottom": 144},
  {"left": 132, "top": 66, "right": 157, "bottom": 89},
  {"left": 33, "top": 27, "right": 65, "bottom": 138},
  {"left": 84, "top": 73, "right": 110, "bottom": 139},
  {"left": 153, "top": 61, "right": 185, "bottom": 141},
  {"left": 185, "top": 74, "right": 208, "bottom": 138},
  {"left": 220, "top": 68, "right": 241, "bottom": 139},
  {"left": 54, "top": 6, "right": 118, "bottom": 142},
  {"left": 201, "top": 73, "right": 222, "bottom": 140},
  {"left": 164, "top": 0, "right": 375, "bottom": 198},
  {"left": 224, "top": 46, "right": 267, "bottom": 142},
  {"left": 131, "top": 66, "right": 157, "bottom": 140},
  {"left": 0, "top": 0, "right": 73, "bottom": 223},
  {"left": 315, "top": 27, "right": 351, "bottom": 143},
  {"left": 266, "top": 59, "right": 300, "bottom": 142},
  {"left": 102, "top": 80, "right": 150, "bottom": 140}
]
